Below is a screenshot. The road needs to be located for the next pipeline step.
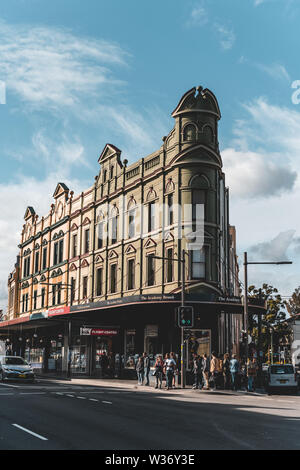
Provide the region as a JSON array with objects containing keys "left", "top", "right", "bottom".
[{"left": 0, "top": 378, "right": 299, "bottom": 450}]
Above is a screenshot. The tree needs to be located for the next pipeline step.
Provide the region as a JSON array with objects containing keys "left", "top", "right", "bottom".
[
  {"left": 285, "top": 286, "right": 300, "bottom": 317},
  {"left": 247, "top": 283, "right": 289, "bottom": 358}
]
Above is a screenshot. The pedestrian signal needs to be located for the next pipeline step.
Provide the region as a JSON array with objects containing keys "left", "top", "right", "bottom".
[{"left": 177, "top": 306, "right": 194, "bottom": 328}]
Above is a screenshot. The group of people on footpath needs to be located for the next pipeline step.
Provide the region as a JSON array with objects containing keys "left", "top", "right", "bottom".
[
  {"left": 136, "top": 352, "right": 178, "bottom": 390},
  {"left": 192, "top": 352, "right": 259, "bottom": 392}
]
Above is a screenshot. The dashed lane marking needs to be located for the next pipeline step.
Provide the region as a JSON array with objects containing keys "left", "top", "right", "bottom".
[{"left": 102, "top": 401, "right": 112, "bottom": 404}]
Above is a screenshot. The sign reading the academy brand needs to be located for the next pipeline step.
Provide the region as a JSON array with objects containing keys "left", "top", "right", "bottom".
[{"left": 80, "top": 327, "right": 118, "bottom": 336}]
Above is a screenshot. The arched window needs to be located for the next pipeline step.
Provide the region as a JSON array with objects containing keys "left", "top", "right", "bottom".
[
  {"left": 127, "top": 200, "right": 136, "bottom": 239},
  {"left": 110, "top": 206, "right": 118, "bottom": 245},
  {"left": 202, "top": 125, "right": 214, "bottom": 144},
  {"left": 183, "top": 124, "right": 197, "bottom": 142}
]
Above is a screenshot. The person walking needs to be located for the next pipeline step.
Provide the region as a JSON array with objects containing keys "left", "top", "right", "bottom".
[
  {"left": 202, "top": 353, "right": 210, "bottom": 390},
  {"left": 154, "top": 355, "right": 164, "bottom": 389},
  {"left": 143, "top": 352, "right": 151, "bottom": 386},
  {"left": 164, "top": 353, "right": 176, "bottom": 390},
  {"left": 136, "top": 356, "right": 144, "bottom": 385},
  {"left": 247, "top": 357, "right": 258, "bottom": 392},
  {"left": 230, "top": 354, "right": 240, "bottom": 391},
  {"left": 192, "top": 353, "right": 202, "bottom": 389},
  {"left": 222, "top": 353, "right": 231, "bottom": 390}
]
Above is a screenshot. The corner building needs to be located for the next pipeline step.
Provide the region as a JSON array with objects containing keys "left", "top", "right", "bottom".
[{"left": 3, "top": 87, "right": 260, "bottom": 377}]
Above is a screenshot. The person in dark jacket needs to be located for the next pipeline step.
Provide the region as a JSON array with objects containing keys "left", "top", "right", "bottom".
[
  {"left": 100, "top": 352, "right": 109, "bottom": 378},
  {"left": 192, "top": 353, "right": 203, "bottom": 389},
  {"left": 222, "top": 353, "right": 231, "bottom": 390},
  {"left": 154, "top": 355, "right": 164, "bottom": 389},
  {"left": 136, "top": 356, "right": 144, "bottom": 385},
  {"left": 143, "top": 352, "right": 150, "bottom": 386}
]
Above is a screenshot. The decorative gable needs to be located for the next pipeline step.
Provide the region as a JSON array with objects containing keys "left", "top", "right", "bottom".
[
  {"left": 70, "top": 263, "right": 77, "bottom": 271},
  {"left": 82, "top": 217, "right": 91, "bottom": 226},
  {"left": 98, "top": 143, "right": 122, "bottom": 164},
  {"left": 95, "top": 254, "right": 104, "bottom": 264},
  {"left": 24, "top": 206, "right": 36, "bottom": 221},
  {"left": 164, "top": 231, "right": 174, "bottom": 243},
  {"left": 70, "top": 223, "right": 78, "bottom": 232},
  {"left": 81, "top": 259, "right": 89, "bottom": 268},
  {"left": 53, "top": 183, "right": 69, "bottom": 200}
]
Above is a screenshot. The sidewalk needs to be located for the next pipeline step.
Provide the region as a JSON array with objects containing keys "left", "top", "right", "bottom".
[{"left": 36, "top": 373, "right": 266, "bottom": 396}]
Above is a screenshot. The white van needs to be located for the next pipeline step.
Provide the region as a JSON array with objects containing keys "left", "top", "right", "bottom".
[{"left": 266, "top": 364, "right": 298, "bottom": 394}]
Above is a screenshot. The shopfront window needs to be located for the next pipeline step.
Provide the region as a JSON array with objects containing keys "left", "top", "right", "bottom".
[
  {"left": 124, "top": 329, "right": 136, "bottom": 368},
  {"left": 48, "top": 338, "right": 63, "bottom": 371},
  {"left": 144, "top": 325, "right": 159, "bottom": 364},
  {"left": 185, "top": 329, "right": 211, "bottom": 370},
  {"left": 71, "top": 336, "right": 88, "bottom": 374}
]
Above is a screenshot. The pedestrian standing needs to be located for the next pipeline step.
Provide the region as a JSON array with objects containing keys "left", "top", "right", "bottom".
[
  {"left": 247, "top": 357, "right": 258, "bottom": 392},
  {"left": 136, "top": 356, "right": 144, "bottom": 385},
  {"left": 210, "top": 351, "right": 220, "bottom": 390},
  {"left": 192, "top": 353, "right": 202, "bottom": 389},
  {"left": 223, "top": 353, "right": 231, "bottom": 390},
  {"left": 143, "top": 352, "right": 150, "bottom": 386},
  {"left": 154, "top": 355, "right": 164, "bottom": 389},
  {"left": 230, "top": 354, "right": 240, "bottom": 391},
  {"left": 170, "top": 352, "right": 177, "bottom": 388},
  {"left": 202, "top": 353, "right": 210, "bottom": 390},
  {"left": 164, "top": 353, "right": 176, "bottom": 390}
]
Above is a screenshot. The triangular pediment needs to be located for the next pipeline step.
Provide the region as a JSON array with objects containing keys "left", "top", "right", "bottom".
[
  {"left": 144, "top": 238, "right": 157, "bottom": 249},
  {"left": 164, "top": 231, "right": 174, "bottom": 243},
  {"left": 95, "top": 254, "right": 104, "bottom": 264},
  {"left": 125, "top": 244, "right": 136, "bottom": 255},
  {"left": 53, "top": 182, "right": 69, "bottom": 199},
  {"left": 82, "top": 217, "right": 91, "bottom": 226},
  {"left": 98, "top": 143, "right": 122, "bottom": 164},
  {"left": 70, "top": 223, "right": 78, "bottom": 231},
  {"left": 108, "top": 249, "right": 118, "bottom": 259},
  {"left": 70, "top": 263, "right": 77, "bottom": 271},
  {"left": 81, "top": 259, "right": 89, "bottom": 268},
  {"left": 24, "top": 206, "right": 35, "bottom": 221}
]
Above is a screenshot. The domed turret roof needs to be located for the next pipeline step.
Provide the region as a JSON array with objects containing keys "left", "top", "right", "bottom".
[{"left": 171, "top": 86, "right": 221, "bottom": 120}]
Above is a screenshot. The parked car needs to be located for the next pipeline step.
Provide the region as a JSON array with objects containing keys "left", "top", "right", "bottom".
[
  {"left": 0, "top": 356, "right": 35, "bottom": 383},
  {"left": 266, "top": 364, "right": 298, "bottom": 395}
]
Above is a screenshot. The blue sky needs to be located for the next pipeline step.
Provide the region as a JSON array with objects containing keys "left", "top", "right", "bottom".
[{"left": 1, "top": 0, "right": 300, "bottom": 309}]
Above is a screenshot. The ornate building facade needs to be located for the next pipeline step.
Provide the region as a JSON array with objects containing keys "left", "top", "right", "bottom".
[{"left": 2, "top": 87, "right": 260, "bottom": 376}]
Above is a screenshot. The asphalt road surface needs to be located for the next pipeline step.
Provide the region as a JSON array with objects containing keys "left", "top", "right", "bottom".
[{"left": 0, "top": 378, "right": 299, "bottom": 450}]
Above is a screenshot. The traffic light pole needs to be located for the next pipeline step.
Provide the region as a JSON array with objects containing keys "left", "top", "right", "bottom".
[{"left": 181, "top": 249, "right": 185, "bottom": 389}]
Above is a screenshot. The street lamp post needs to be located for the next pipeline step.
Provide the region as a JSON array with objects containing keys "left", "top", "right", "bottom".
[{"left": 243, "top": 253, "right": 292, "bottom": 368}]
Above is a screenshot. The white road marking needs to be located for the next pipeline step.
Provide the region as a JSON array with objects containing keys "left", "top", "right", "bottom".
[
  {"left": 77, "top": 396, "right": 86, "bottom": 399},
  {"left": 89, "top": 398, "right": 99, "bottom": 402},
  {"left": 0, "top": 383, "right": 19, "bottom": 388},
  {"left": 20, "top": 392, "right": 46, "bottom": 395},
  {"left": 66, "top": 395, "right": 75, "bottom": 398},
  {"left": 12, "top": 424, "right": 48, "bottom": 441},
  {"left": 102, "top": 401, "right": 112, "bottom": 404}
]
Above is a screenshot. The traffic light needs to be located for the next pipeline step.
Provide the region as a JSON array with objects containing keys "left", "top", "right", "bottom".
[{"left": 177, "top": 306, "right": 194, "bottom": 328}]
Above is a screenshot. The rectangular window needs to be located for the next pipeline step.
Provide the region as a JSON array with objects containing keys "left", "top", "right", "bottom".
[
  {"left": 166, "top": 248, "right": 173, "bottom": 283},
  {"left": 128, "top": 210, "right": 135, "bottom": 239},
  {"left": 167, "top": 194, "right": 174, "bottom": 226},
  {"left": 25, "top": 293, "right": 29, "bottom": 312},
  {"left": 52, "top": 284, "right": 57, "bottom": 306},
  {"left": 72, "top": 234, "right": 77, "bottom": 258},
  {"left": 33, "top": 290, "right": 37, "bottom": 310},
  {"left": 57, "top": 282, "right": 62, "bottom": 304},
  {"left": 192, "top": 189, "right": 205, "bottom": 221},
  {"left": 84, "top": 229, "right": 90, "bottom": 254},
  {"left": 110, "top": 264, "right": 117, "bottom": 293},
  {"left": 128, "top": 259, "right": 135, "bottom": 290},
  {"left": 71, "top": 277, "right": 75, "bottom": 303},
  {"left": 191, "top": 249, "right": 206, "bottom": 279},
  {"left": 147, "top": 254, "right": 155, "bottom": 286},
  {"left": 59, "top": 239, "right": 64, "bottom": 264},
  {"left": 83, "top": 276, "right": 88, "bottom": 299},
  {"left": 41, "top": 288, "right": 45, "bottom": 308},
  {"left": 23, "top": 257, "right": 30, "bottom": 277},
  {"left": 111, "top": 217, "right": 117, "bottom": 244},
  {"left": 96, "top": 268, "right": 103, "bottom": 296},
  {"left": 97, "top": 223, "right": 103, "bottom": 249},
  {"left": 42, "top": 247, "right": 47, "bottom": 270},
  {"left": 34, "top": 252, "right": 39, "bottom": 274},
  {"left": 53, "top": 242, "right": 58, "bottom": 266},
  {"left": 148, "top": 202, "right": 155, "bottom": 232},
  {"left": 22, "top": 294, "right": 25, "bottom": 313}
]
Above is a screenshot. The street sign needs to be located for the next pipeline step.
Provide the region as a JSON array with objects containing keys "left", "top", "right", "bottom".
[{"left": 177, "top": 306, "right": 194, "bottom": 328}]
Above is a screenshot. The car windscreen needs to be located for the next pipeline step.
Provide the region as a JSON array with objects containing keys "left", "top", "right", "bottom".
[
  {"left": 3, "top": 357, "right": 27, "bottom": 365},
  {"left": 270, "top": 365, "right": 294, "bottom": 374}
]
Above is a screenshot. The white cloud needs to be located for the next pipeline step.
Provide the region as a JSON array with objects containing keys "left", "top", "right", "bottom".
[
  {"left": 214, "top": 23, "right": 236, "bottom": 50},
  {"left": 186, "top": 4, "right": 208, "bottom": 27},
  {"left": 250, "top": 230, "right": 295, "bottom": 261},
  {"left": 223, "top": 147, "right": 296, "bottom": 199},
  {"left": 0, "top": 19, "right": 129, "bottom": 109}
]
